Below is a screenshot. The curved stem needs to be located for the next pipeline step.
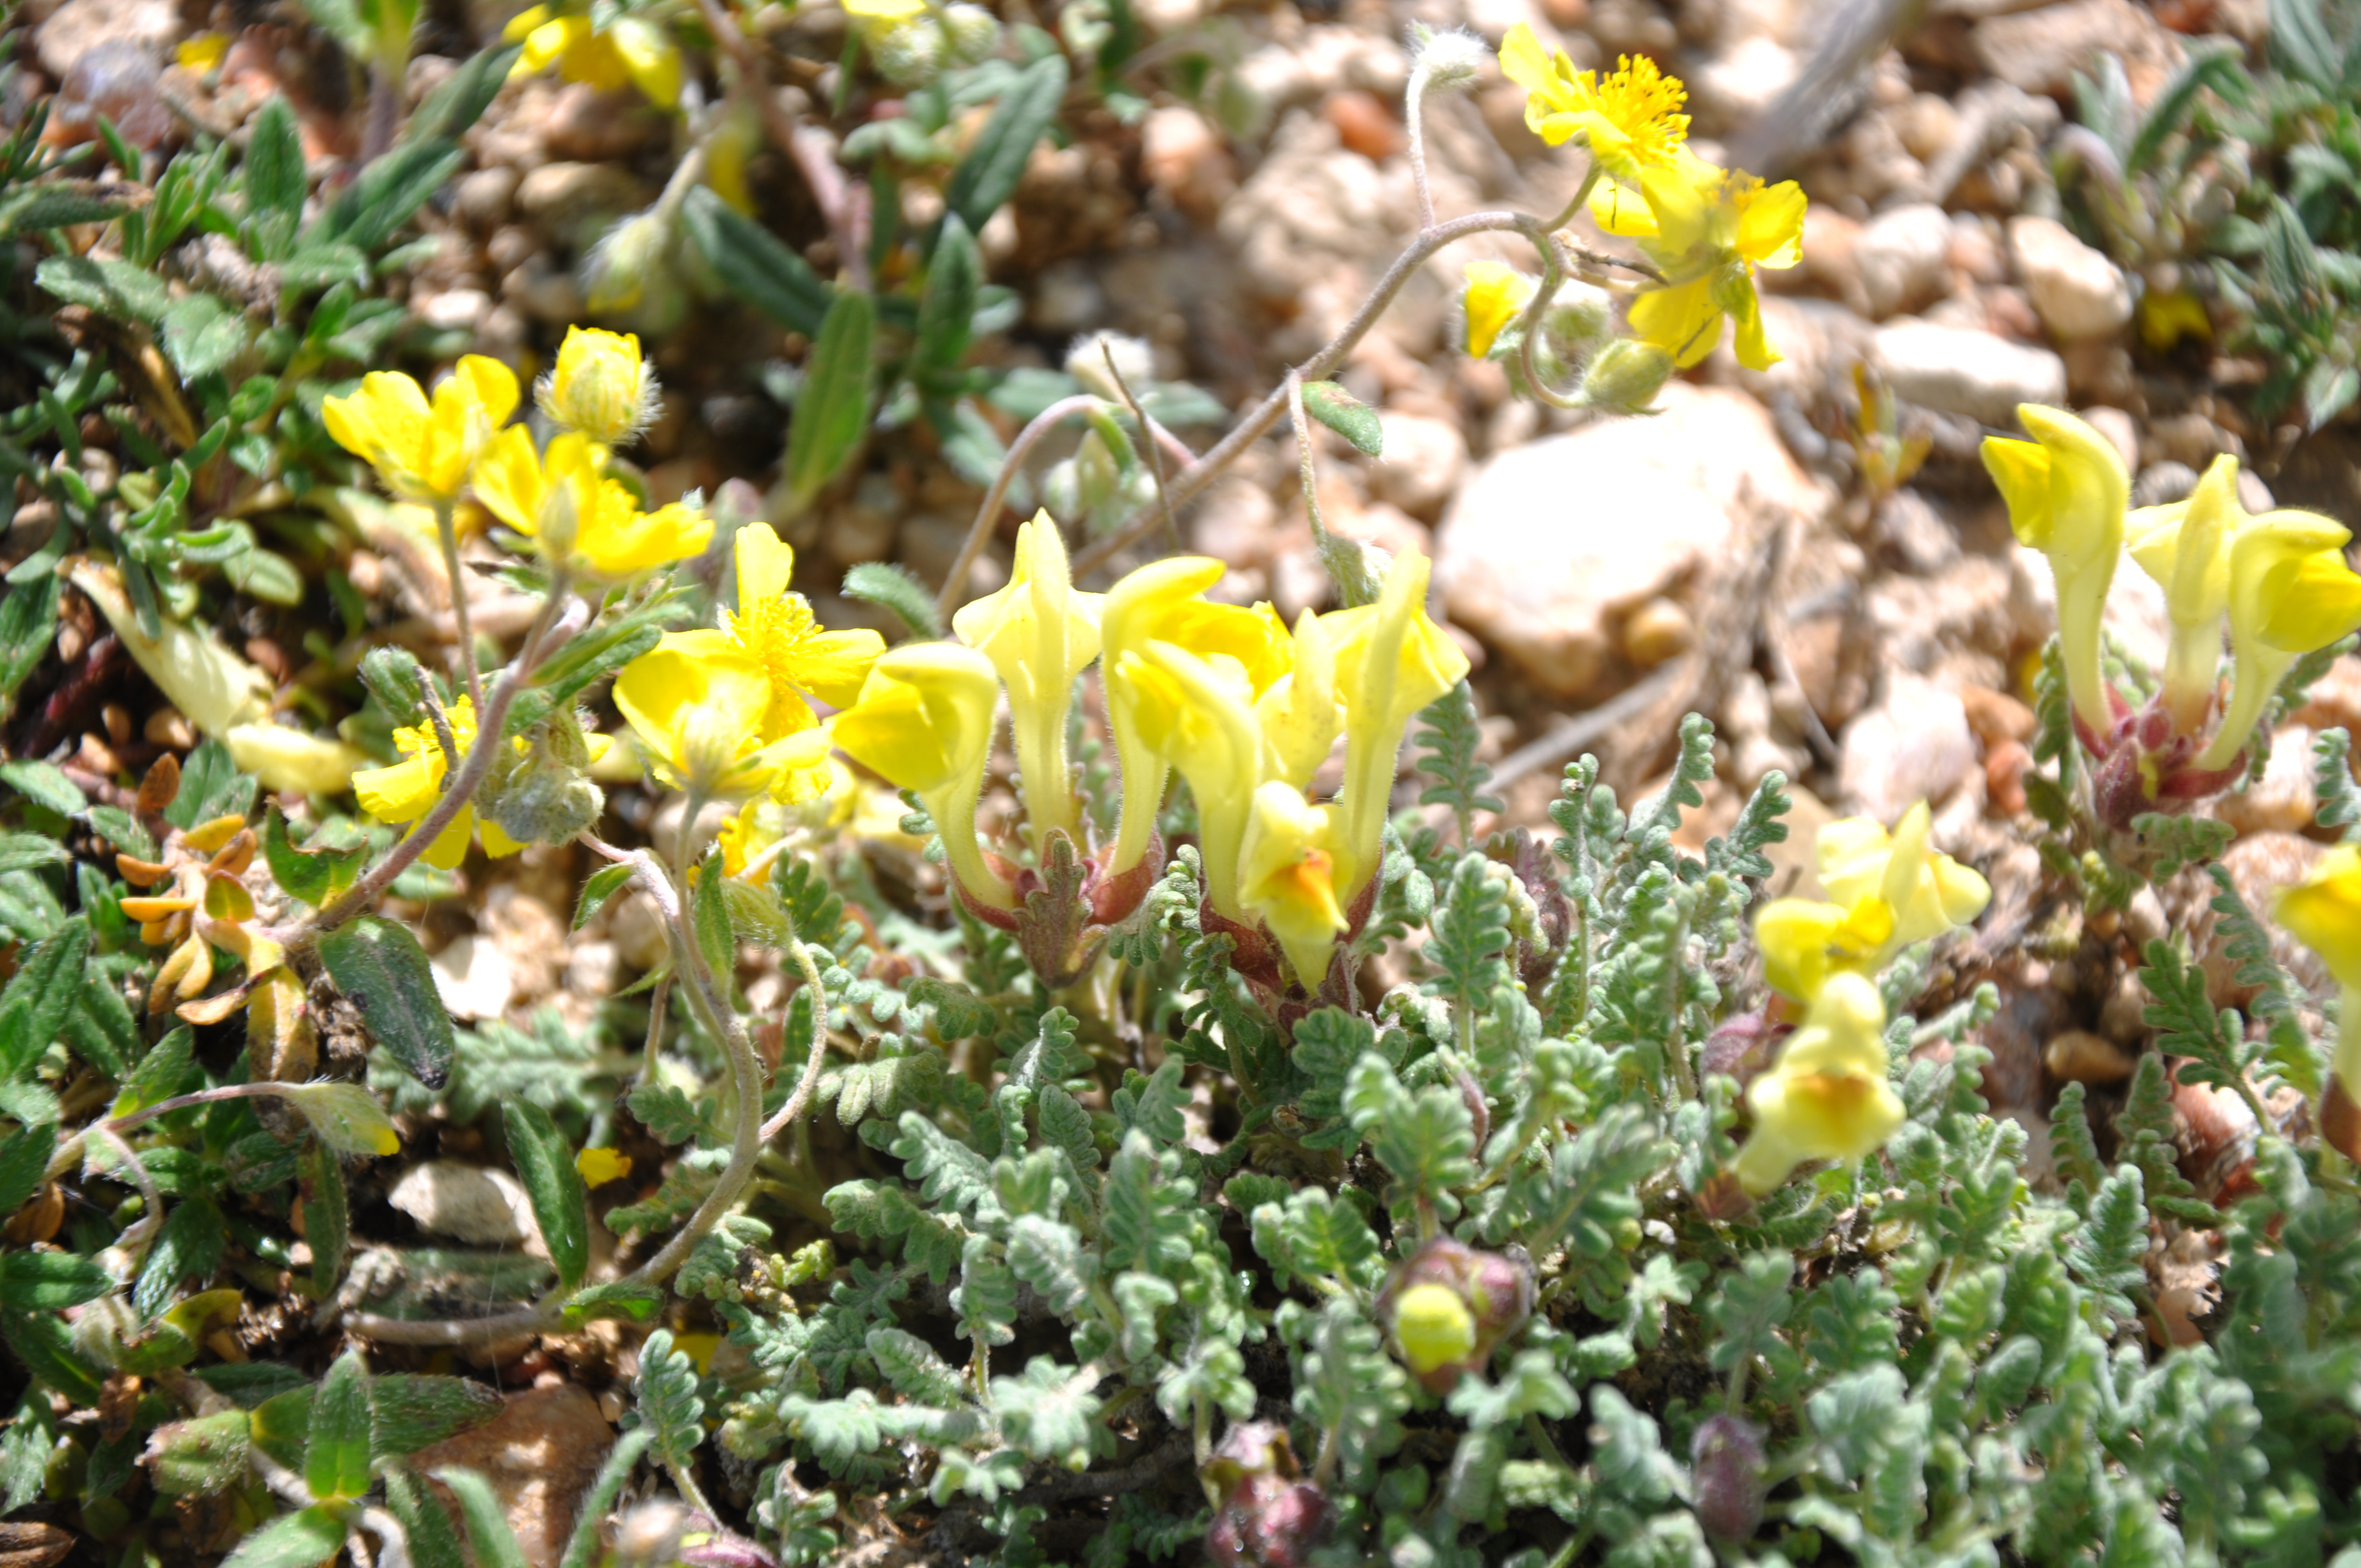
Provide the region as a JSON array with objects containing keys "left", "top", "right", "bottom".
[
  {"left": 433, "top": 499, "right": 482, "bottom": 710},
  {"left": 757, "top": 934, "right": 832, "bottom": 1141}
]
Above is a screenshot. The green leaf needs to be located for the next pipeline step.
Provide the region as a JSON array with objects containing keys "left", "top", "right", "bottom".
[
  {"left": 436, "top": 1467, "right": 532, "bottom": 1568},
  {"left": 785, "top": 288, "right": 877, "bottom": 507},
  {"left": 1413, "top": 682, "right": 1502, "bottom": 827},
  {"left": 0, "top": 575, "right": 59, "bottom": 721},
  {"left": 223, "top": 547, "right": 304, "bottom": 606},
  {"left": 944, "top": 56, "right": 1070, "bottom": 233},
  {"left": 1344, "top": 1052, "right": 1476, "bottom": 1225},
  {"left": 1250, "top": 1185, "right": 1382, "bottom": 1295},
  {"left": 561, "top": 1280, "right": 665, "bottom": 1325},
  {"left": 2065, "top": 1164, "right": 2150, "bottom": 1328},
  {"left": 1299, "top": 380, "right": 1383, "bottom": 455},
  {"left": 573, "top": 862, "right": 634, "bottom": 930},
  {"left": 2, "top": 916, "right": 89, "bottom": 1080},
  {"left": 144, "top": 1409, "right": 252, "bottom": 1496},
  {"left": 557, "top": 1430, "right": 651, "bottom": 1568},
  {"left": 0, "top": 1251, "right": 112, "bottom": 1310},
  {"left": 35, "top": 255, "right": 170, "bottom": 322},
  {"left": 503, "top": 1100, "right": 590, "bottom": 1291},
  {"left": 370, "top": 1374, "right": 504, "bottom": 1457},
  {"left": 868, "top": 1326, "right": 966, "bottom": 1407},
  {"left": 682, "top": 186, "right": 833, "bottom": 337},
  {"left": 304, "top": 1138, "right": 350, "bottom": 1301},
  {"left": 0, "top": 180, "right": 140, "bottom": 238},
  {"left": 385, "top": 1469, "right": 467, "bottom": 1568},
  {"left": 318, "top": 915, "right": 456, "bottom": 1090},
  {"left": 0, "top": 834, "right": 66, "bottom": 875},
  {"left": 305, "top": 1348, "right": 374, "bottom": 1501},
  {"left": 1291, "top": 1298, "right": 1408, "bottom": 1489},
  {"left": 2315, "top": 727, "right": 2359, "bottom": 842},
  {"left": 319, "top": 140, "right": 464, "bottom": 254},
  {"left": 159, "top": 293, "right": 250, "bottom": 380},
  {"left": 988, "top": 1355, "right": 1105, "bottom": 1469},
  {"left": 0, "top": 1309, "right": 103, "bottom": 1403},
  {"left": 0, "top": 760, "right": 85, "bottom": 817},
  {"left": 133, "top": 1195, "right": 226, "bottom": 1319},
  {"left": 402, "top": 42, "right": 523, "bottom": 145},
  {"left": 635, "top": 1329, "right": 708, "bottom": 1472},
  {"left": 842, "top": 562, "right": 945, "bottom": 641},
  {"left": 245, "top": 98, "right": 307, "bottom": 222},
  {"left": 264, "top": 807, "right": 367, "bottom": 907},
  {"left": 220, "top": 1504, "right": 346, "bottom": 1568},
  {"left": 916, "top": 214, "right": 982, "bottom": 371},
  {"left": 0, "top": 1122, "right": 56, "bottom": 1217},
  {"left": 2128, "top": 39, "right": 2253, "bottom": 175}
]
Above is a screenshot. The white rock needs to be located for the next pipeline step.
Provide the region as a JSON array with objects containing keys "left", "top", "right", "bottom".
[
  {"left": 388, "top": 1162, "right": 538, "bottom": 1248},
  {"left": 1873, "top": 319, "right": 2068, "bottom": 423},
  {"left": 416, "top": 288, "right": 492, "bottom": 332},
  {"left": 1856, "top": 203, "right": 1955, "bottom": 320},
  {"left": 1838, "top": 674, "right": 1978, "bottom": 821},
  {"left": 1436, "top": 383, "right": 1828, "bottom": 699},
  {"left": 35, "top": 0, "right": 178, "bottom": 77},
  {"left": 2008, "top": 215, "right": 2131, "bottom": 339},
  {"left": 2218, "top": 725, "right": 2316, "bottom": 836},
  {"left": 2080, "top": 405, "right": 2140, "bottom": 473},
  {"left": 1369, "top": 412, "right": 1468, "bottom": 519},
  {"left": 1688, "top": 36, "right": 1800, "bottom": 128},
  {"left": 2014, "top": 542, "right": 2170, "bottom": 670},
  {"left": 430, "top": 934, "right": 515, "bottom": 1022}
]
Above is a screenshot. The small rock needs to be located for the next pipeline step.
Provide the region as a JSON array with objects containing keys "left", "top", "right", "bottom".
[
  {"left": 542, "top": 82, "right": 661, "bottom": 162},
  {"left": 901, "top": 514, "right": 1004, "bottom": 594},
  {"left": 1856, "top": 203, "right": 1955, "bottom": 320},
  {"left": 1957, "top": 684, "right": 2037, "bottom": 746},
  {"left": 1874, "top": 488, "right": 1960, "bottom": 574},
  {"left": 2134, "top": 460, "right": 2200, "bottom": 508},
  {"left": 430, "top": 935, "right": 516, "bottom": 1022},
  {"left": 608, "top": 891, "right": 668, "bottom": 973},
  {"left": 1324, "top": 90, "right": 1405, "bottom": 161},
  {"left": 1028, "top": 259, "right": 1104, "bottom": 333},
  {"left": 565, "top": 940, "right": 619, "bottom": 998},
  {"left": 1192, "top": 475, "right": 1279, "bottom": 569},
  {"left": 2008, "top": 216, "right": 2131, "bottom": 338},
  {"left": 480, "top": 884, "right": 565, "bottom": 1001},
  {"left": 2293, "top": 654, "right": 2361, "bottom": 734},
  {"left": 1369, "top": 412, "right": 1467, "bottom": 519},
  {"left": 416, "top": 288, "right": 492, "bottom": 333},
  {"left": 388, "top": 1162, "right": 537, "bottom": 1247},
  {"left": 143, "top": 707, "right": 193, "bottom": 750},
  {"left": 35, "top": 0, "right": 179, "bottom": 78},
  {"left": 502, "top": 259, "right": 586, "bottom": 327},
  {"left": 515, "top": 162, "right": 645, "bottom": 232},
  {"left": 2217, "top": 726, "right": 2316, "bottom": 836},
  {"left": 1435, "top": 383, "right": 1828, "bottom": 699},
  {"left": 2147, "top": 411, "right": 2234, "bottom": 470},
  {"left": 409, "top": 1385, "right": 614, "bottom": 1568},
  {"left": 1688, "top": 35, "right": 1800, "bottom": 128},
  {"left": 1140, "top": 105, "right": 1234, "bottom": 223},
  {"left": 1947, "top": 213, "right": 2009, "bottom": 285},
  {"left": 2079, "top": 405, "right": 2140, "bottom": 473},
  {"left": 1985, "top": 737, "right": 2032, "bottom": 816},
  {"left": 1873, "top": 319, "right": 2068, "bottom": 423},
  {"left": 454, "top": 167, "right": 520, "bottom": 228},
  {"left": 2237, "top": 470, "right": 2274, "bottom": 513},
  {"left": 1893, "top": 92, "right": 1962, "bottom": 161},
  {"left": 51, "top": 39, "right": 172, "bottom": 148},
  {"left": 2045, "top": 1028, "right": 2135, "bottom": 1085},
  {"left": 1838, "top": 673, "right": 1978, "bottom": 820},
  {"left": 1622, "top": 597, "right": 1695, "bottom": 667},
  {"left": 1973, "top": 0, "right": 2183, "bottom": 97}
]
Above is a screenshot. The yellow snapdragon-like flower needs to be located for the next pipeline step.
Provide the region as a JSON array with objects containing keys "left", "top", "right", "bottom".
[
  {"left": 2275, "top": 846, "right": 2361, "bottom": 1101},
  {"left": 2196, "top": 500, "right": 2361, "bottom": 771},
  {"left": 662, "top": 522, "right": 884, "bottom": 803},
  {"left": 503, "top": 6, "right": 683, "bottom": 108},
  {"left": 953, "top": 514, "right": 1104, "bottom": 845},
  {"left": 473, "top": 428, "right": 711, "bottom": 579},
  {"left": 1462, "top": 262, "right": 1532, "bottom": 358},
  {"left": 1238, "top": 782, "right": 1348, "bottom": 988},
  {"left": 1590, "top": 155, "right": 1804, "bottom": 372},
  {"left": 353, "top": 696, "right": 613, "bottom": 868},
  {"left": 833, "top": 643, "right": 1013, "bottom": 911},
  {"left": 1114, "top": 641, "right": 1267, "bottom": 920},
  {"left": 614, "top": 645, "right": 830, "bottom": 799},
  {"left": 323, "top": 357, "right": 518, "bottom": 505},
  {"left": 1732, "top": 972, "right": 1902, "bottom": 1196},
  {"left": 1256, "top": 608, "right": 1342, "bottom": 792},
  {"left": 1755, "top": 802, "right": 1988, "bottom": 1003},
  {"left": 2127, "top": 454, "right": 2241, "bottom": 734},
  {"left": 1981, "top": 405, "right": 2128, "bottom": 740},
  {"left": 1325, "top": 547, "right": 1470, "bottom": 902},
  {"left": 1099, "top": 557, "right": 1291, "bottom": 878},
  {"left": 1497, "top": 24, "right": 1689, "bottom": 183},
  {"left": 539, "top": 325, "right": 661, "bottom": 447}
]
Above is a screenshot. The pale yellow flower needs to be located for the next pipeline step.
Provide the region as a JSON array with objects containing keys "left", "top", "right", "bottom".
[
  {"left": 1733, "top": 972, "right": 1901, "bottom": 1196},
  {"left": 323, "top": 357, "right": 517, "bottom": 505},
  {"left": 1238, "top": 782, "right": 1348, "bottom": 988},
  {"left": 953, "top": 514, "right": 1103, "bottom": 845}
]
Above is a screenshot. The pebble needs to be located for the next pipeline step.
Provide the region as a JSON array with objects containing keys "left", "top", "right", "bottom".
[
  {"left": 2134, "top": 460, "right": 2200, "bottom": 508},
  {"left": 1855, "top": 203, "right": 1955, "bottom": 320},
  {"left": 502, "top": 259, "right": 586, "bottom": 326},
  {"left": 1972, "top": 0, "right": 2184, "bottom": 98},
  {"left": 453, "top": 167, "right": 520, "bottom": 228},
  {"left": 429, "top": 934, "right": 516, "bottom": 1022},
  {"left": 1368, "top": 412, "right": 1466, "bottom": 519},
  {"left": 2008, "top": 215, "right": 2132, "bottom": 339},
  {"left": 515, "top": 162, "right": 646, "bottom": 232},
  {"left": 1139, "top": 105, "right": 1234, "bottom": 223},
  {"left": 1324, "top": 90, "right": 1405, "bottom": 161},
  {"left": 1435, "top": 383, "right": 1827, "bottom": 700},
  {"left": 387, "top": 1161, "right": 537, "bottom": 1247},
  {"left": 408, "top": 1386, "right": 614, "bottom": 1568},
  {"left": 1957, "top": 683, "right": 2037, "bottom": 745},
  {"left": 34, "top": 0, "right": 179, "bottom": 78},
  {"left": 1621, "top": 597, "right": 1695, "bottom": 667},
  {"left": 1191, "top": 475, "right": 1279, "bottom": 569},
  {"left": 2217, "top": 725, "right": 2317, "bottom": 836},
  {"left": 565, "top": 940, "right": 619, "bottom": 999},
  {"left": 51, "top": 39, "right": 173, "bottom": 148},
  {"left": 2079, "top": 405, "right": 2140, "bottom": 473},
  {"left": 2044, "top": 1028, "right": 2136, "bottom": 1085},
  {"left": 2293, "top": 654, "right": 2361, "bottom": 734},
  {"left": 1873, "top": 319, "right": 2068, "bottom": 424},
  {"left": 416, "top": 288, "right": 492, "bottom": 333},
  {"left": 1837, "top": 672, "right": 1978, "bottom": 821},
  {"left": 2200, "top": 831, "right": 2332, "bottom": 1008}
]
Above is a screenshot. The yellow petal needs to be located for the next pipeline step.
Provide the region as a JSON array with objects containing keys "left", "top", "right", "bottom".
[
  {"left": 1587, "top": 178, "right": 1659, "bottom": 238},
  {"left": 1980, "top": 435, "right": 2052, "bottom": 549},
  {"left": 1238, "top": 782, "right": 1347, "bottom": 987},
  {"left": 542, "top": 325, "right": 655, "bottom": 445},
  {"left": 1627, "top": 277, "right": 1720, "bottom": 367},
  {"left": 2275, "top": 845, "right": 2361, "bottom": 991},
  {"left": 735, "top": 521, "right": 797, "bottom": 611},
  {"left": 1462, "top": 261, "right": 1528, "bottom": 358},
  {"left": 607, "top": 15, "right": 682, "bottom": 107},
  {"left": 2257, "top": 547, "right": 2361, "bottom": 654},
  {"left": 470, "top": 424, "right": 545, "bottom": 535},
  {"left": 1734, "top": 179, "right": 1806, "bottom": 269}
]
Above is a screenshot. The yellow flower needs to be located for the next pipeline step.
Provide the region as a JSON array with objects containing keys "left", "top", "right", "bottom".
[
  {"left": 1324, "top": 547, "right": 1469, "bottom": 903},
  {"left": 503, "top": 6, "right": 682, "bottom": 107},
  {"left": 1100, "top": 557, "right": 1291, "bottom": 878},
  {"left": 472, "top": 428, "right": 711, "bottom": 579},
  {"left": 323, "top": 357, "right": 518, "bottom": 505},
  {"left": 833, "top": 644, "right": 1012, "bottom": 910},
  {"left": 2139, "top": 288, "right": 2211, "bottom": 353},
  {"left": 175, "top": 32, "right": 229, "bottom": 72},
  {"left": 1112, "top": 641, "right": 1267, "bottom": 919},
  {"left": 1256, "top": 608, "right": 1342, "bottom": 792},
  {"left": 1753, "top": 895, "right": 1894, "bottom": 1006},
  {"left": 2275, "top": 846, "right": 2361, "bottom": 1099},
  {"left": 1981, "top": 405, "right": 2128, "bottom": 740},
  {"left": 2196, "top": 500, "right": 2361, "bottom": 771},
  {"left": 1590, "top": 155, "right": 1804, "bottom": 372},
  {"left": 1462, "top": 262, "right": 1531, "bottom": 358},
  {"left": 353, "top": 696, "right": 523, "bottom": 870},
  {"left": 660, "top": 522, "right": 884, "bottom": 802},
  {"left": 575, "top": 1147, "right": 634, "bottom": 1187},
  {"left": 842, "top": 0, "right": 927, "bottom": 19},
  {"left": 1732, "top": 971, "right": 1902, "bottom": 1196},
  {"left": 2127, "top": 455, "right": 2240, "bottom": 734},
  {"left": 538, "top": 325, "right": 661, "bottom": 445},
  {"left": 1238, "top": 782, "right": 1347, "bottom": 988},
  {"left": 1497, "top": 24, "right": 1689, "bottom": 183},
  {"left": 953, "top": 514, "right": 1104, "bottom": 845},
  {"left": 1390, "top": 1281, "right": 1477, "bottom": 1376},
  {"left": 614, "top": 644, "right": 830, "bottom": 798},
  {"left": 1817, "top": 802, "right": 1990, "bottom": 954}
]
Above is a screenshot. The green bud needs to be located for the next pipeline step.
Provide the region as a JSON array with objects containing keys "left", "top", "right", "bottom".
[
  {"left": 360, "top": 646, "right": 428, "bottom": 726},
  {"left": 584, "top": 207, "right": 678, "bottom": 320},
  {"left": 871, "top": 17, "right": 946, "bottom": 86},
  {"left": 942, "top": 3, "right": 1001, "bottom": 64},
  {"left": 483, "top": 711, "right": 605, "bottom": 846},
  {"left": 1576, "top": 338, "right": 1675, "bottom": 416}
]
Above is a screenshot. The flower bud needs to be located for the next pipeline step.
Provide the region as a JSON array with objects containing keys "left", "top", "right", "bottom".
[
  {"left": 359, "top": 646, "right": 428, "bottom": 727},
  {"left": 538, "top": 325, "right": 660, "bottom": 447},
  {"left": 484, "top": 711, "right": 606, "bottom": 846},
  {"left": 1689, "top": 1414, "right": 1767, "bottom": 1540},
  {"left": 871, "top": 17, "right": 946, "bottom": 86},
  {"left": 1067, "top": 330, "right": 1156, "bottom": 403},
  {"left": 1408, "top": 23, "right": 1488, "bottom": 95},
  {"left": 1576, "top": 337, "right": 1675, "bottom": 415},
  {"left": 941, "top": 2, "right": 1000, "bottom": 64},
  {"left": 583, "top": 206, "right": 682, "bottom": 326},
  {"left": 1391, "top": 1283, "right": 1477, "bottom": 1375},
  {"left": 1373, "top": 1237, "right": 1535, "bottom": 1391},
  {"left": 1203, "top": 1423, "right": 1331, "bottom": 1568}
]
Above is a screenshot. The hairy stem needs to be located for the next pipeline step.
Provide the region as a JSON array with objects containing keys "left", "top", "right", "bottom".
[{"left": 432, "top": 498, "right": 482, "bottom": 710}]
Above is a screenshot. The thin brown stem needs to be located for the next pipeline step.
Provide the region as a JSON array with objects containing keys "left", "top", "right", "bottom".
[
  {"left": 934, "top": 393, "right": 1102, "bottom": 620},
  {"left": 1101, "top": 344, "right": 1180, "bottom": 553},
  {"left": 757, "top": 930, "right": 833, "bottom": 1142},
  {"left": 433, "top": 499, "right": 482, "bottom": 709}
]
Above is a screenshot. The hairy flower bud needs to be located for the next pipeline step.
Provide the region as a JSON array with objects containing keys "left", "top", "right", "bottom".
[
  {"left": 484, "top": 710, "right": 606, "bottom": 846},
  {"left": 358, "top": 646, "right": 428, "bottom": 727},
  {"left": 1067, "top": 330, "right": 1156, "bottom": 404},
  {"left": 942, "top": 2, "right": 1000, "bottom": 63},
  {"left": 1374, "top": 1237, "right": 1535, "bottom": 1391},
  {"left": 1577, "top": 337, "right": 1675, "bottom": 415},
  {"left": 1203, "top": 1423, "right": 1331, "bottom": 1568},
  {"left": 1689, "top": 1414, "right": 1767, "bottom": 1540},
  {"left": 583, "top": 206, "right": 684, "bottom": 328},
  {"left": 1409, "top": 23, "right": 1488, "bottom": 95}
]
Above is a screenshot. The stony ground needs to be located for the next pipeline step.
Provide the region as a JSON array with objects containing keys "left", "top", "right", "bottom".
[{"left": 14, "top": 0, "right": 2361, "bottom": 1550}]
